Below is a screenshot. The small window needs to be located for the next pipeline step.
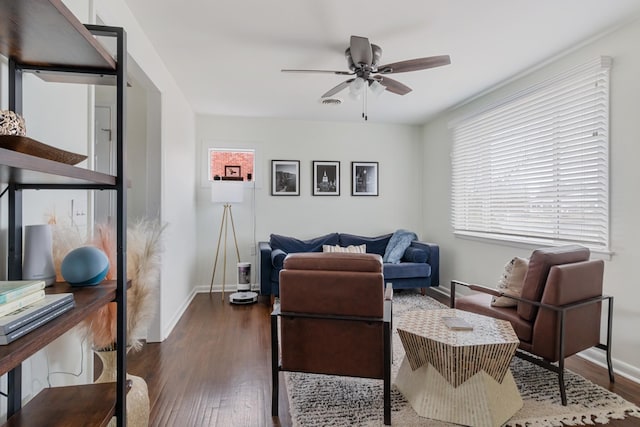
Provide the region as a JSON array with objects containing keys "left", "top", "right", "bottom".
[{"left": 208, "top": 148, "right": 255, "bottom": 182}]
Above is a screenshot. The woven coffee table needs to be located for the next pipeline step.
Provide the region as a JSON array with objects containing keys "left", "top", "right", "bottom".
[{"left": 395, "top": 309, "right": 522, "bottom": 427}]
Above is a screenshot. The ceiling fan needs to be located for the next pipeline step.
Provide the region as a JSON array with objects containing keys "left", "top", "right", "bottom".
[{"left": 282, "top": 35, "right": 451, "bottom": 119}]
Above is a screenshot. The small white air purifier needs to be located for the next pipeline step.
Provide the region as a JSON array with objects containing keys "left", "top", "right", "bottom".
[{"left": 22, "top": 224, "right": 56, "bottom": 286}]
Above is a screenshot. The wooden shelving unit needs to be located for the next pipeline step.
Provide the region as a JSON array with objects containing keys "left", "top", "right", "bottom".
[
  {"left": 0, "top": 0, "right": 128, "bottom": 425},
  {"left": 0, "top": 282, "right": 117, "bottom": 375},
  {"left": 0, "top": 146, "right": 116, "bottom": 186}
]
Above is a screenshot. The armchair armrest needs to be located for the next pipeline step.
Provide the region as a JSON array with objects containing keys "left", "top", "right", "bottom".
[
  {"left": 259, "top": 241, "right": 273, "bottom": 295},
  {"left": 451, "top": 279, "right": 612, "bottom": 313},
  {"left": 450, "top": 280, "right": 501, "bottom": 308}
]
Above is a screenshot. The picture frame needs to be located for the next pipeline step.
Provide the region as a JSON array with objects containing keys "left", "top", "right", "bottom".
[
  {"left": 312, "top": 161, "right": 340, "bottom": 196},
  {"left": 224, "top": 165, "right": 242, "bottom": 178},
  {"left": 352, "top": 161, "right": 379, "bottom": 196},
  {"left": 271, "top": 160, "right": 300, "bottom": 196}
]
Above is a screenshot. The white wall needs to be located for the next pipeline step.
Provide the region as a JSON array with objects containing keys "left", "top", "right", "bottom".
[
  {"left": 94, "top": 0, "right": 198, "bottom": 341},
  {"left": 196, "top": 116, "right": 424, "bottom": 290},
  {"left": 125, "top": 76, "right": 149, "bottom": 221},
  {"left": 421, "top": 18, "right": 640, "bottom": 381}
]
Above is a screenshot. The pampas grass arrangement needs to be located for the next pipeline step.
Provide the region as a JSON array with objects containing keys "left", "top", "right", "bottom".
[
  {"left": 48, "top": 216, "right": 85, "bottom": 282},
  {"left": 51, "top": 217, "right": 165, "bottom": 352}
]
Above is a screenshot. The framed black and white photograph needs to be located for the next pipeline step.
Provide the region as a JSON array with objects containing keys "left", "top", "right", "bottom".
[
  {"left": 352, "top": 161, "right": 379, "bottom": 196},
  {"left": 271, "top": 160, "right": 300, "bottom": 195},
  {"left": 313, "top": 161, "right": 340, "bottom": 196}
]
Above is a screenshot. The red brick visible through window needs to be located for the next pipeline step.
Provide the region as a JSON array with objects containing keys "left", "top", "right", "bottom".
[{"left": 210, "top": 151, "right": 254, "bottom": 181}]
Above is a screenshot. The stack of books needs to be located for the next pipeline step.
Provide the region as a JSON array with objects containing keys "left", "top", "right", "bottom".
[{"left": 0, "top": 280, "right": 75, "bottom": 345}]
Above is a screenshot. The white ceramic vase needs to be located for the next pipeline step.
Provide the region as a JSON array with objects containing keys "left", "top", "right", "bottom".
[{"left": 95, "top": 349, "right": 150, "bottom": 427}]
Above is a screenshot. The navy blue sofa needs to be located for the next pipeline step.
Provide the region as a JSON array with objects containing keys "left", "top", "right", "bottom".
[{"left": 259, "top": 232, "right": 439, "bottom": 297}]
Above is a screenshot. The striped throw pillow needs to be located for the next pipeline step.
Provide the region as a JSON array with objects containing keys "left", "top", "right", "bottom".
[{"left": 322, "top": 244, "right": 366, "bottom": 254}]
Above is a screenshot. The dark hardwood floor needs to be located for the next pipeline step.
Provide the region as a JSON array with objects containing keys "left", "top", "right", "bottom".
[{"left": 128, "top": 290, "right": 640, "bottom": 427}]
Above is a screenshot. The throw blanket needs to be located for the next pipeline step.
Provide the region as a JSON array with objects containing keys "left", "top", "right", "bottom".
[{"left": 383, "top": 229, "right": 417, "bottom": 264}]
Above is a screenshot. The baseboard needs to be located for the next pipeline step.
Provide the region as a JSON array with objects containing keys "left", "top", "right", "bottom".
[
  {"left": 429, "top": 286, "right": 452, "bottom": 301},
  {"left": 578, "top": 348, "right": 640, "bottom": 385},
  {"left": 160, "top": 287, "right": 200, "bottom": 342},
  {"left": 199, "top": 283, "right": 260, "bottom": 294}
]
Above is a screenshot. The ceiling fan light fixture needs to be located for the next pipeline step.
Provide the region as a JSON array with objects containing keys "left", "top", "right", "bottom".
[
  {"left": 349, "top": 77, "right": 365, "bottom": 100},
  {"left": 281, "top": 35, "right": 451, "bottom": 120},
  {"left": 350, "top": 77, "right": 365, "bottom": 91},
  {"left": 369, "top": 80, "right": 386, "bottom": 97}
]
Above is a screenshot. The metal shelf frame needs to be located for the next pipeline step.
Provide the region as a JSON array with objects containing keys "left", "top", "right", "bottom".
[{"left": 4, "top": 23, "right": 128, "bottom": 426}]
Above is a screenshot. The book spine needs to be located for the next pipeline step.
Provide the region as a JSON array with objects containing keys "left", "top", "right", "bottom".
[
  {"left": 0, "top": 290, "right": 46, "bottom": 317},
  {"left": 0, "top": 282, "right": 46, "bottom": 305},
  {"left": 0, "top": 294, "right": 75, "bottom": 335},
  {"left": 0, "top": 302, "right": 75, "bottom": 345}
]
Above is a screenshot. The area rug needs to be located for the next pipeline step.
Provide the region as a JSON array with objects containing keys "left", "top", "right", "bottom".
[{"left": 285, "top": 292, "right": 640, "bottom": 426}]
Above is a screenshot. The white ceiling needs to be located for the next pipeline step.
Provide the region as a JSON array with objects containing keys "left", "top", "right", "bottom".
[{"left": 123, "top": 0, "right": 640, "bottom": 125}]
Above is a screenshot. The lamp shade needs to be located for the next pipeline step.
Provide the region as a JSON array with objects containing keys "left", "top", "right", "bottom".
[{"left": 211, "top": 181, "right": 244, "bottom": 204}]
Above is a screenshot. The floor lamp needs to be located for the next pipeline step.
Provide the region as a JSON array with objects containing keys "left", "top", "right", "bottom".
[{"left": 209, "top": 180, "right": 243, "bottom": 300}]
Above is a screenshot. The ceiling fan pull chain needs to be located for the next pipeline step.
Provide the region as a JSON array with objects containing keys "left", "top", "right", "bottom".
[{"left": 363, "top": 83, "right": 367, "bottom": 121}]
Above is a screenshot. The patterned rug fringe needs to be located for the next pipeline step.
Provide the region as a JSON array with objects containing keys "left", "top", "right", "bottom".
[{"left": 507, "top": 407, "right": 640, "bottom": 426}]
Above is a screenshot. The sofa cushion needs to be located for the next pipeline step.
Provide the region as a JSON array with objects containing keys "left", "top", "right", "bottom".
[
  {"left": 270, "top": 233, "right": 339, "bottom": 253},
  {"left": 491, "top": 256, "right": 529, "bottom": 307},
  {"left": 383, "top": 229, "right": 417, "bottom": 264},
  {"left": 339, "top": 233, "right": 392, "bottom": 256},
  {"left": 383, "top": 262, "right": 430, "bottom": 280},
  {"left": 401, "top": 247, "right": 428, "bottom": 263},
  {"left": 322, "top": 244, "right": 366, "bottom": 254}
]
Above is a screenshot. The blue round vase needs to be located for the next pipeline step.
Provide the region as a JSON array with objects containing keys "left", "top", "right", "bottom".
[{"left": 61, "top": 246, "right": 110, "bottom": 286}]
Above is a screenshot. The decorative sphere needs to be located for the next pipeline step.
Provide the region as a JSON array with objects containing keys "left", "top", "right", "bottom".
[{"left": 61, "top": 246, "right": 110, "bottom": 286}]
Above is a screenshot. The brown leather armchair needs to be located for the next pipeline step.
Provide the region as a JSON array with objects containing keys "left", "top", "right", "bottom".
[
  {"left": 271, "top": 252, "right": 392, "bottom": 425},
  {"left": 451, "top": 245, "right": 614, "bottom": 406}
]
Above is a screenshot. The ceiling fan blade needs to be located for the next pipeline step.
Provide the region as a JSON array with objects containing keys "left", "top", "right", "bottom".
[
  {"left": 281, "top": 69, "right": 354, "bottom": 75},
  {"left": 377, "top": 55, "right": 451, "bottom": 74},
  {"left": 376, "top": 76, "right": 412, "bottom": 95},
  {"left": 321, "top": 79, "right": 354, "bottom": 98},
  {"left": 350, "top": 35, "right": 372, "bottom": 66}
]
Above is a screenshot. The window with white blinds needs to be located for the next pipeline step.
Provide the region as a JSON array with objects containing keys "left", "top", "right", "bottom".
[{"left": 451, "top": 57, "right": 610, "bottom": 251}]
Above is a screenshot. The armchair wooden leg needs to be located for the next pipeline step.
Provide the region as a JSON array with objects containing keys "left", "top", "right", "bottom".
[{"left": 271, "top": 313, "right": 279, "bottom": 417}]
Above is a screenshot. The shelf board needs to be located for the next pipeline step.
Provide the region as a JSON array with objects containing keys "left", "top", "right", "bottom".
[
  {"left": 0, "top": 282, "right": 117, "bottom": 377},
  {"left": 2, "top": 383, "right": 117, "bottom": 427},
  {"left": 0, "top": 146, "right": 116, "bottom": 186},
  {"left": 0, "top": 0, "right": 116, "bottom": 71}
]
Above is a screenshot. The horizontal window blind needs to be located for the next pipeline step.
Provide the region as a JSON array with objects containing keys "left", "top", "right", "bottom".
[{"left": 451, "top": 57, "right": 610, "bottom": 250}]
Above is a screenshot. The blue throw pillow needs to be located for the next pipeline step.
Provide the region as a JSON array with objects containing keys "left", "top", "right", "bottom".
[
  {"left": 270, "top": 233, "right": 340, "bottom": 253},
  {"left": 339, "top": 233, "right": 392, "bottom": 256},
  {"left": 402, "top": 246, "right": 428, "bottom": 263},
  {"left": 383, "top": 229, "right": 417, "bottom": 264}
]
